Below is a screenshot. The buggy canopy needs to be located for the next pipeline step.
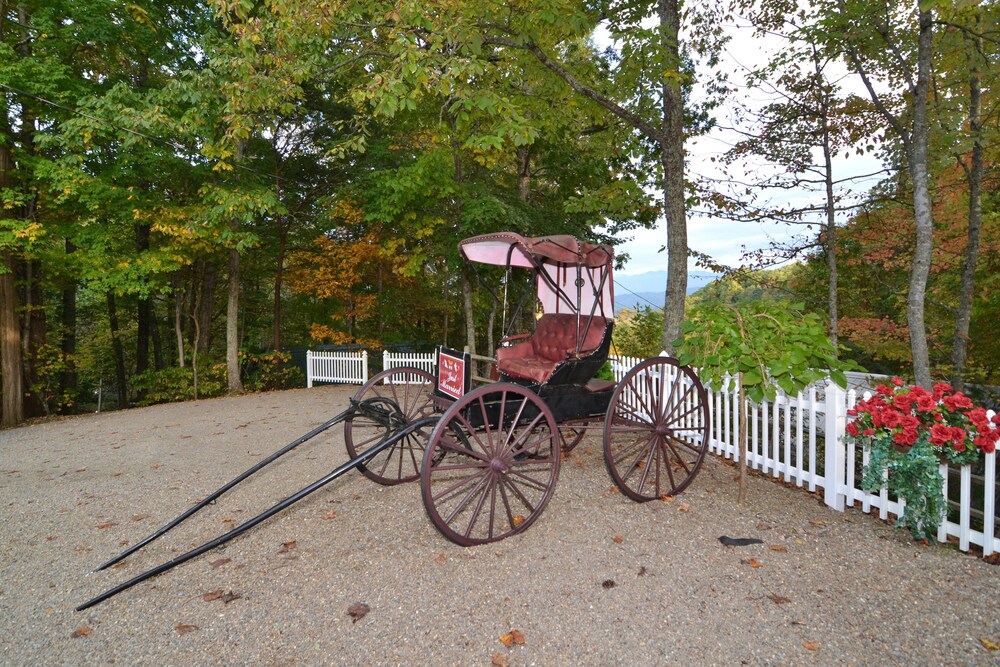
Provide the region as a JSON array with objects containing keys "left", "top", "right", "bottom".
[{"left": 458, "top": 232, "right": 614, "bottom": 318}]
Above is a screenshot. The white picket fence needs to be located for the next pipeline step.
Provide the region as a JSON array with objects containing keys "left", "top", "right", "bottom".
[
  {"left": 305, "top": 350, "right": 368, "bottom": 387},
  {"left": 706, "top": 375, "right": 999, "bottom": 556},
  {"left": 305, "top": 347, "right": 998, "bottom": 555},
  {"left": 382, "top": 350, "right": 438, "bottom": 383}
]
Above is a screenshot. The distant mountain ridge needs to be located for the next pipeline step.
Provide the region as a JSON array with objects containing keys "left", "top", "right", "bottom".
[{"left": 613, "top": 271, "right": 718, "bottom": 312}]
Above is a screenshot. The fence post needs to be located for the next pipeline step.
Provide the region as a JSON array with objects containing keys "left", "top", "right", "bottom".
[
  {"left": 824, "top": 380, "right": 846, "bottom": 511},
  {"left": 306, "top": 350, "right": 313, "bottom": 388},
  {"left": 362, "top": 350, "right": 369, "bottom": 384}
]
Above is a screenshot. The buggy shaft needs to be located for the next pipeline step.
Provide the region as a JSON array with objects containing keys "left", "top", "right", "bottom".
[
  {"left": 93, "top": 408, "right": 354, "bottom": 572},
  {"left": 76, "top": 415, "right": 439, "bottom": 612}
]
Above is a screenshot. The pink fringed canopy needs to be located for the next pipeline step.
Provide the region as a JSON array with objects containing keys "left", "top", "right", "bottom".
[{"left": 458, "top": 233, "right": 615, "bottom": 318}]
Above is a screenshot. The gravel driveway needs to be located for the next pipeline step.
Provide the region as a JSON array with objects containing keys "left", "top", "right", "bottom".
[{"left": 1, "top": 385, "right": 997, "bottom": 666}]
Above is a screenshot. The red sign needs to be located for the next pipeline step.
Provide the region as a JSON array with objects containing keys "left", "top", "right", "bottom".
[{"left": 437, "top": 350, "right": 466, "bottom": 399}]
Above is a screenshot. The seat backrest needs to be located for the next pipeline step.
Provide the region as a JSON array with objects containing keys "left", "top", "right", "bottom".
[{"left": 530, "top": 314, "right": 609, "bottom": 362}]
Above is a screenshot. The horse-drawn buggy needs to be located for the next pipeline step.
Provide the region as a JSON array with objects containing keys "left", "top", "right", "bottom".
[{"left": 78, "top": 232, "right": 709, "bottom": 610}]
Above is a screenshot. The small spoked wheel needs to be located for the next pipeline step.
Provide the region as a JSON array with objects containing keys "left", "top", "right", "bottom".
[
  {"left": 603, "top": 357, "right": 709, "bottom": 501},
  {"left": 421, "top": 383, "right": 560, "bottom": 546},
  {"left": 559, "top": 422, "right": 589, "bottom": 452},
  {"left": 345, "top": 367, "right": 436, "bottom": 485}
]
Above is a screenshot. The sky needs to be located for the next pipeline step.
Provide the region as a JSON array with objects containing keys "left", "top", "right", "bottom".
[{"left": 603, "top": 17, "right": 888, "bottom": 276}]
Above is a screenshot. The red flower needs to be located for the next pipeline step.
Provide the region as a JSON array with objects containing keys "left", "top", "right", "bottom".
[
  {"left": 846, "top": 422, "right": 860, "bottom": 438},
  {"left": 916, "top": 394, "right": 937, "bottom": 412},
  {"left": 877, "top": 384, "right": 893, "bottom": 397},
  {"left": 863, "top": 428, "right": 875, "bottom": 437},
  {"left": 882, "top": 409, "right": 903, "bottom": 428},
  {"left": 891, "top": 376, "right": 905, "bottom": 386},
  {"left": 984, "top": 440, "right": 996, "bottom": 455},
  {"left": 932, "top": 382, "right": 953, "bottom": 400}
]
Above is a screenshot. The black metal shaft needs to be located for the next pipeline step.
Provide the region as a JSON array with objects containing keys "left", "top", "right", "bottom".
[
  {"left": 76, "top": 415, "right": 439, "bottom": 612},
  {"left": 93, "top": 409, "right": 352, "bottom": 572}
]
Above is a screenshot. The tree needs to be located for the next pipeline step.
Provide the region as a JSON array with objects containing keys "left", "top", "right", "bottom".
[
  {"left": 675, "top": 298, "right": 854, "bottom": 502},
  {"left": 820, "top": 0, "right": 936, "bottom": 387}
]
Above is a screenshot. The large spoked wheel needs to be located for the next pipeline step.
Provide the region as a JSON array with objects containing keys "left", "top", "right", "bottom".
[
  {"left": 421, "top": 383, "right": 560, "bottom": 546},
  {"left": 345, "top": 367, "right": 436, "bottom": 485},
  {"left": 604, "top": 357, "right": 709, "bottom": 502}
]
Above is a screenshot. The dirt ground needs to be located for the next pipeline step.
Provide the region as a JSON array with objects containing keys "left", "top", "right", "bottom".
[{"left": 1, "top": 385, "right": 998, "bottom": 666}]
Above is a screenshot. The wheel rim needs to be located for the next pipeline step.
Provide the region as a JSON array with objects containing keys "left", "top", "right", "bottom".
[
  {"left": 559, "top": 422, "right": 589, "bottom": 451},
  {"left": 604, "top": 357, "right": 709, "bottom": 502},
  {"left": 422, "top": 384, "right": 560, "bottom": 546},
  {"left": 345, "top": 367, "right": 436, "bottom": 485}
]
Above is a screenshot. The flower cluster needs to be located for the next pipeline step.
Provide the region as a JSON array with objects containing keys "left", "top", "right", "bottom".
[{"left": 846, "top": 377, "right": 1000, "bottom": 466}]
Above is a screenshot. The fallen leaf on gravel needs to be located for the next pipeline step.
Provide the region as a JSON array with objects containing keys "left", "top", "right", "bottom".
[
  {"left": 75, "top": 468, "right": 87, "bottom": 473},
  {"left": 222, "top": 518, "right": 236, "bottom": 524},
  {"left": 499, "top": 630, "right": 525, "bottom": 647},
  {"left": 660, "top": 494, "right": 674, "bottom": 502},
  {"left": 511, "top": 515, "right": 525, "bottom": 527},
  {"left": 802, "top": 641, "right": 821, "bottom": 651},
  {"left": 112, "top": 472, "right": 123, "bottom": 477},
  {"left": 96, "top": 521, "right": 117, "bottom": 529},
  {"left": 983, "top": 553, "right": 1000, "bottom": 565},
  {"left": 150, "top": 463, "right": 162, "bottom": 469},
  {"left": 175, "top": 624, "right": 199, "bottom": 634},
  {"left": 278, "top": 539, "right": 297, "bottom": 554},
  {"left": 203, "top": 589, "right": 224, "bottom": 602},
  {"left": 71, "top": 626, "right": 91, "bottom": 638},
  {"left": 347, "top": 602, "right": 370, "bottom": 622},
  {"left": 741, "top": 559, "right": 765, "bottom": 568},
  {"left": 613, "top": 535, "right": 623, "bottom": 544},
  {"left": 73, "top": 546, "right": 92, "bottom": 553},
  {"left": 210, "top": 558, "right": 231, "bottom": 569},
  {"left": 220, "top": 592, "right": 241, "bottom": 604},
  {"left": 602, "top": 579, "right": 616, "bottom": 589},
  {"left": 768, "top": 545, "right": 788, "bottom": 552},
  {"left": 637, "top": 566, "right": 648, "bottom": 576},
  {"left": 322, "top": 510, "right": 338, "bottom": 520},
  {"left": 767, "top": 595, "right": 791, "bottom": 605},
  {"left": 677, "top": 503, "right": 691, "bottom": 512},
  {"left": 132, "top": 513, "right": 149, "bottom": 521},
  {"left": 980, "top": 638, "right": 1000, "bottom": 651},
  {"left": 756, "top": 522, "right": 772, "bottom": 531},
  {"left": 46, "top": 535, "right": 57, "bottom": 541},
  {"left": 434, "top": 553, "right": 448, "bottom": 565},
  {"left": 808, "top": 519, "right": 826, "bottom": 527},
  {"left": 491, "top": 653, "right": 509, "bottom": 666}
]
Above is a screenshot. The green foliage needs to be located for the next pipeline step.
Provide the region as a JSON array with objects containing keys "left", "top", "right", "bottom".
[
  {"left": 860, "top": 434, "right": 945, "bottom": 542},
  {"left": 594, "top": 361, "right": 615, "bottom": 382},
  {"left": 26, "top": 343, "right": 76, "bottom": 414},
  {"left": 613, "top": 307, "right": 664, "bottom": 359},
  {"left": 131, "top": 363, "right": 228, "bottom": 407},
  {"left": 241, "top": 351, "right": 304, "bottom": 392},
  {"left": 675, "top": 298, "right": 859, "bottom": 403}
]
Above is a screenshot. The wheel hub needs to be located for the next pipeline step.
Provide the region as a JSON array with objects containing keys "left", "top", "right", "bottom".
[{"left": 489, "top": 458, "right": 509, "bottom": 474}]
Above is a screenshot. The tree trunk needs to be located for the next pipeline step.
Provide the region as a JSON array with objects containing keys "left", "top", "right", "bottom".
[
  {"left": 462, "top": 269, "right": 476, "bottom": 357},
  {"left": 273, "top": 220, "right": 287, "bottom": 351},
  {"left": 659, "top": 0, "right": 687, "bottom": 355},
  {"left": 907, "top": 9, "right": 934, "bottom": 389},
  {"left": 950, "top": 13, "right": 983, "bottom": 393},
  {"left": 135, "top": 222, "right": 151, "bottom": 385},
  {"left": 1, "top": 250, "right": 23, "bottom": 427},
  {"left": 819, "top": 88, "right": 839, "bottom": 350},
  {"left": 22, "top": 259, "right": 47, "bottom": 417},
  {"left": 173, "top": 274, "right": 185, "bottom": 367},
  {"left": 226, "top": 240, "right": 243, "bottom": 393},
  {"left": 196, "top": 260, "right": 216, "bottom": 353},
  {"left": 60, "top": 239, "right": 77, "bottom": 412},
  {"left": 516, "top": 147, "right": 531, "bottom": 202},
  {"left": 106, "top": 292, "right": 128, "bottom": 409}
]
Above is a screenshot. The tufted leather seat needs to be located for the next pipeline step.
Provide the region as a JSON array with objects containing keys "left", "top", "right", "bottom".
[{"left": 496, "top": 314, "right": 610, "bottom": 384}]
